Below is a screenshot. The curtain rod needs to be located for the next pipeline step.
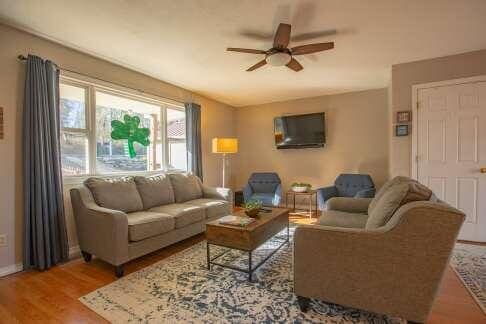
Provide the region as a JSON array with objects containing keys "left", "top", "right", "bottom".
[{"left": 17, "top": 54, "right": 188, "bottom": 106}]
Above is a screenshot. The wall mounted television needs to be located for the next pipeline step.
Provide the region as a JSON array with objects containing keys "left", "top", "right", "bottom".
[{"left": 274, "top": 112, "right": 325, "bottom": 149}]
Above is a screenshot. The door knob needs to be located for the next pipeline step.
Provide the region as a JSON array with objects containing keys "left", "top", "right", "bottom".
[{"left": 481, "top": 168, "right": 486, "bottom": 173}]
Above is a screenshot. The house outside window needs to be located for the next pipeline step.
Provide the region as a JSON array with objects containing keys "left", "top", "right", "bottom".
[{"left": 59, "top": 73, "right": 187, "bottom": 177}]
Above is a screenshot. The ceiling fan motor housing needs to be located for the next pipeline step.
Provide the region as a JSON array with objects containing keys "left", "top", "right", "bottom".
[{"left": 266, "top": 51, "right": 292, "bottom": 66}]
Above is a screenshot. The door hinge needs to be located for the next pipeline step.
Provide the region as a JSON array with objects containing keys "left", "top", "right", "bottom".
[
  {"left": 416, "top": 101, "right": 420, "bottom": 109},
  {"left": 415, "top": 155, "right": 419, "bottom": 163}
]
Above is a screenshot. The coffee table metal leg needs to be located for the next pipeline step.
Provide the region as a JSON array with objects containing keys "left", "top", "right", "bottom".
[
  {"left": 207, "top": 242, "right": 211, "bottom": 270},
  {"left": 248, "top": 251, "right": 252, "bottom": 282},
  {"left": 287, "top": 222, "right": 290, "bottom": 243}
]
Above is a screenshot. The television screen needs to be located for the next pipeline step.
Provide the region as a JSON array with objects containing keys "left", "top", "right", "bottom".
[{"left": 274, "top": 112, "right": 325, "bottom": 149}]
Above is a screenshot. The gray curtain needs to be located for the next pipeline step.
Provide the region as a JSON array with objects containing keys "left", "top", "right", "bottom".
[
  {"left": 23, "top": 54, "right": 69, "bottom": 270},
  {"left": 185, "top": 102, "right": 203, "bottom": 180}
]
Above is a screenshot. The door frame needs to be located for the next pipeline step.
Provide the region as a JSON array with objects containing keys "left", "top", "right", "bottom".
[{"left": 411, "top": 75, "right": 486, "bottom": 180}]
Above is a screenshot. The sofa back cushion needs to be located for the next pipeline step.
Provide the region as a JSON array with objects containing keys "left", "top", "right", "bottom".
[
  {"left": 84, "top": 177, "right": 143, "bottom": 213},
  {"left": 169, "top": 173, "right": 203, "bottom": 203},
  {"left": 366, "top": 180, "right": 432, "bottom": 229},
  {"left": 134, "top": 174, "right": 175, "bottom": 209},
  {"left": 368, "top": 176, "right": 411, "bottom": 215}
]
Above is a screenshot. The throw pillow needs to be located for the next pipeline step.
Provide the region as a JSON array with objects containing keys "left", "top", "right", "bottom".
[
  {"left": 366, "top": 180, "right": 432, "bottom": 229},
  {"left": 368, "top": 176, "right": 413, "bottom": 215}
]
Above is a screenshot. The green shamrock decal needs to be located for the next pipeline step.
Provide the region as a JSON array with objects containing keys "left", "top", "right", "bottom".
[{"left": 111, "top": 115, "right": 150, "bottom": 158}]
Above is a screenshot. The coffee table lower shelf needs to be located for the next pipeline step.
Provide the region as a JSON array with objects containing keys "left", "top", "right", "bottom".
[{"left": 206, "top": 225, "right": 289, "bottom": 282}]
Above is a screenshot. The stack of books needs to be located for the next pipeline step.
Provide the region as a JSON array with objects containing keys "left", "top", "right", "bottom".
[{"left": 218, "top": 215, "right": 255, "bottom": 227}]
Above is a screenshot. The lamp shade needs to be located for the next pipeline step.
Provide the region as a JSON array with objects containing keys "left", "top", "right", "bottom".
[{"left": 212, "top": 138, "right": 238, "bottom": 154}]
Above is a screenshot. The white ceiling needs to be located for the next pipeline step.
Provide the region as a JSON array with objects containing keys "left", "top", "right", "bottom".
[{"left": 1, "top": 0, "right": 486, "bottom": 107}]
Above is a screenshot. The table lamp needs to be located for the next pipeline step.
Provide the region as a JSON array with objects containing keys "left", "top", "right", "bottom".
[{"left": 212, "top": 138, "right": 238, "bottom": 188}]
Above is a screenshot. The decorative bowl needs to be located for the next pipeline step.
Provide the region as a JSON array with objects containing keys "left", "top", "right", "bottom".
[
  {"left": 292, "top": 186, "right": 309, "bottom": 193},
  {"left": 244, "top": 208, "right": 260, "bottom": 218}
]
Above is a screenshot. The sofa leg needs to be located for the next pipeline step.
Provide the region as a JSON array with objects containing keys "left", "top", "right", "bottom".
[
  {"left": 81, "top": 251, "right": 92, "bottom": 263},
  {"left": 297, "top": 296, "right": 310, "bottom": 312},
  {"left": 115, "top": 265, "right": 124, "bottom": 278},
  {"left": 407, "top": 321, "right": 423, "bottom": 324}
]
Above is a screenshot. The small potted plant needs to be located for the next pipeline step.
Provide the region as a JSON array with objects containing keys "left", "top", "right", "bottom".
[
  {"left": 243, "top": 200, "right": 262, "bottom": 218},
  {"left": 291, "top": 182, "right": 312, "bottom": 193}
]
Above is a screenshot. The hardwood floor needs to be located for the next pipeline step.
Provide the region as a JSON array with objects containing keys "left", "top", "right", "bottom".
[{"left": 0, "top": 215, "right": 484, "bottom": 324}]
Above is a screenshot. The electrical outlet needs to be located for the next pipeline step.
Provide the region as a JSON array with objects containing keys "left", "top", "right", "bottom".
[{"left": 0, "top": 234, "right": 7, "bottom": 247}]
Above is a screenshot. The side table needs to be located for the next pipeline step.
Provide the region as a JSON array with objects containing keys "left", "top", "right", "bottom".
[{"left": 285, "top": 190, "right": 318, "bottom": 218}]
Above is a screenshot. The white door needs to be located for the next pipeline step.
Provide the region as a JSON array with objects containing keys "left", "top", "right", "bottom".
[{"left": 417, "top": 80, "right": 486, "bottom": 242}]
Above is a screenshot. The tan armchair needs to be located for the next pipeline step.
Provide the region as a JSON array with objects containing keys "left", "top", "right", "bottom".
[{"left": 294, "top": 180, "right": 465, "bottom": 323}]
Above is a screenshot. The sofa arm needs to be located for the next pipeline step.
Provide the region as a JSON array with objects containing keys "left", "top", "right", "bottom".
[
  {"left": 243, "top": 183, "right": 253, "bottom": 202},
  {"left": 355, "top": 188, "right": 375, "bottom": 198},
  {"left": 273, "top": 184, "right": 282, "bottom": 206},
  {"left": 202, "top": 184, "right": 232, "bottom": 202},
  {"left": 316, "top": 185, "right": 337, "bottom": 210},
  {"left": 326, "top": 197, "right": 372, "bottom": 213},
  {"left": 70, "top": 187, "right": 129, "bottom": 266}
]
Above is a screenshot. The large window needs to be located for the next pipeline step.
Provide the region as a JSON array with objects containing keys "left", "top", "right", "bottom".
[{"left": 59, "top": 75, "right": 187, "bottom": 176}]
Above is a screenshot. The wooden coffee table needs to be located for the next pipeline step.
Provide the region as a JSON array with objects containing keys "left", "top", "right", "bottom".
[{"left": 205, "top": 208, "right": 290, "bottom": 281}]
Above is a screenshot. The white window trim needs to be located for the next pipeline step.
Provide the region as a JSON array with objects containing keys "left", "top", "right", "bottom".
[{"left": 59, "top": 71, "right": 187, "bottom": 183}]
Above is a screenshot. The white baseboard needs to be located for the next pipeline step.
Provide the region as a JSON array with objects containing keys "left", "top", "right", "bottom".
[
  {"left": 0, "top": 245, "right": 81, "bottom": 278},
  {"left": 0, "top": 263, "right": 23, "bottom": 278}
]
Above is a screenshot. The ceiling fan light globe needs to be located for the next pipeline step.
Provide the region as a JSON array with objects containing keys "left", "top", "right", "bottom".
[{"left": 266, "top": 52, "right": 291, "bottom": 66}]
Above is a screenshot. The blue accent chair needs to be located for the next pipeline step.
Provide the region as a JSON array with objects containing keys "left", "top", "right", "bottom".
[
  {"left": 243, "top": 173, "right": 282, "bottom": 207},
  {"left": 317, "top": 174, "right": 375, "bottom": 210}
]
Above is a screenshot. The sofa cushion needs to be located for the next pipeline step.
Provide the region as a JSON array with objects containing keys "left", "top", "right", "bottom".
[
  {"left": 368, "top": 176, "right": 412, "bottom": 215},
  {"left": 249, "top": 193, "right": 275, "bottom": 206},
  {"left": 318, "top": 210, "right": 368, "bottom": 229},
  {"left": 84, "top": 177, "right": 143, "bottom": 213},
  {"left": 168, "top": 173, "right": 203, "bottom": 203},
  {"left": 184, "top": 198, "right": 230, "bottom": 219},
  {"left": 134, "top": 174, "right": 175, "bottom": 209},
  {"left": 126, "top": 211, "right": 175, "bottom": 242},
  {"left": 149, "top": 203, "right": 205, "bottom": 228},
  {"left": 366, "top": 180, "right": 432, "bottom": 229}
]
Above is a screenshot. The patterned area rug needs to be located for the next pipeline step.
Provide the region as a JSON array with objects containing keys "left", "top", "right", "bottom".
[
  {"left": 450, "top": 243, "right": 486, "bottom": 314},
  {"left": 80, "top": 229, "right": 404, "bottom": 323}
]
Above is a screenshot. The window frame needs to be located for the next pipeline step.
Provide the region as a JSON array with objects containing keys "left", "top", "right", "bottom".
[{"left": 59, "top": 72, "right": 187, "bottom": 182}]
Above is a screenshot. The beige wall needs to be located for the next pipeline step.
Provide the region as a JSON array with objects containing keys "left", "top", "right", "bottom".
[
  {"left": 234, "top": 89, "right": 389, "bottom": 202},
  {"left": 0, "top": 24, "right": 236, "bottom": 269},
  {"left": 390, "top": 49, "right": 486, "bottom": 177}
]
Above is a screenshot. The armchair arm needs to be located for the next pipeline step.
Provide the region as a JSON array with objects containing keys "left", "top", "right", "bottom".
[
  {"left": 243, "top": 183, "right": 253, "bottom": 202},
  {"left": 201, "top": 184, "right": 232, "bottom": 202},
  {"left": 326, "top": 197, "right": 372, "bottom": 213},
  {"left": 70, "top": 187, "right": 129, "bottom": 266},
  {"left": 273, "top": 184, "right": 282, "bottom": 206},
  {"left": 355, "top": 188, "right": 376, "bottom": 198},
  {"left": 293, "top": 201, "right": 465, "bottom": 323},
  {"left": 316, "top": 185, "right": 338, "bottom": 210}
]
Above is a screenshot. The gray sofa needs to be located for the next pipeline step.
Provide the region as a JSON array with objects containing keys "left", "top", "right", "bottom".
[
  {"left": 70, "top": 173, "right": 231, "bottom": 277},
  {"left": 294, "top": 176, "right": 465, "bottom": 323}
]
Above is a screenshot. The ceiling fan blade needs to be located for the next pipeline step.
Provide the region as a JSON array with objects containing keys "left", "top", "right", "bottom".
[
  {"left": 273, "top": 23, "right": 291, "bottom": 49},
  {"left": 291, "top": 29, "right": 337, "bottom": 42},
  {"left": 238, "top": 30, "right": 274, "bottom": 41},
  {"left": 286, "top": 58, "right": 303, "bottom": 72},
  {"left": 227, "top": 48, "right": 266, "bottom": 54},
  {"left": 246, "top": 59, "right": 267, "bottom": 71},
  {"left": 291, "top": 42, "right": 334, "bottom": 55}
]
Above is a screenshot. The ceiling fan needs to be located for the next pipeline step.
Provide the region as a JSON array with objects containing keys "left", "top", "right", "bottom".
[{"left": 227, "top": 23, "right": 334, "bottom": 72}]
